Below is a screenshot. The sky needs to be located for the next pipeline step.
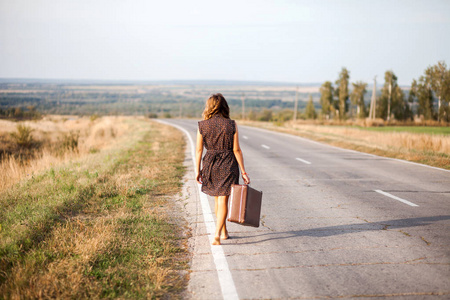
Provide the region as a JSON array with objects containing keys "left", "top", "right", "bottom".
[{"left": 0, "top": 0, "right": 449, "bottom": 85}]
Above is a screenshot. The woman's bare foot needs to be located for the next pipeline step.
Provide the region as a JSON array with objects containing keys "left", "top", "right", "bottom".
[
  {"left": 212, "top": 236, "right": 221, "bottom": 245},
  {"left": 221, "top": 230, "right": 229, "bottom": 240}
]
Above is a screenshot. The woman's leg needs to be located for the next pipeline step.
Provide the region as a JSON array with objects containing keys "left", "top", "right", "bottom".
[
  {"left": 221, "top": 196, "right": 229, "bottom": 239},
  {"left": 213, "top": 195, "right": 229, "bottom": 245},
  {"left": 214, "top": 196, "right": 229, "bottom": 240},
  {"left": 214, "top": 196, "right": 218, "bottom": 217}
]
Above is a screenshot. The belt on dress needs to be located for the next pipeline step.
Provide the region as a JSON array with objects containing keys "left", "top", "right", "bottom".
[{"left": 202, "top": 149, "right": 233, "bottom": 183}]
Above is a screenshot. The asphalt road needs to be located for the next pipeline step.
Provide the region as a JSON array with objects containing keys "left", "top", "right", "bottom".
[{"left": 164, "top": 119, "right": 450, "bottom": 300}]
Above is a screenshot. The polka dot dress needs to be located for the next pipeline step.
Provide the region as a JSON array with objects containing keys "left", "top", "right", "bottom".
[{"left": 198, "top": 114, "right": 239, "bottom": 196}]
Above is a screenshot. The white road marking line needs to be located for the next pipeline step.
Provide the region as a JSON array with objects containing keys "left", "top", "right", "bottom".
[
  {"left": 157, "top": 120, "right": 239, "bottom": 300},
  {"left": 243, "top": 135, "right": 249, "bottom": 139},
  {"left": 261, "top": 144, "right": 270, "bottom": 149},
  {"left": 374, "top": 189, "right": 419, "bottom": 207},
  {"left": 295, "top": 157, "right": 311, "bottom": 165}
]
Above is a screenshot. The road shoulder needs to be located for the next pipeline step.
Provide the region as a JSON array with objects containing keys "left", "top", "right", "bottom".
[{"left": 178, "top": 134, "right": 223, "bottom": 299}]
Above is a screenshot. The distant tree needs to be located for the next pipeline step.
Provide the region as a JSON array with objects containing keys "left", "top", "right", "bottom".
[
  {"left": 335, "top": 67, "right": 350, "bottom": 120},
  {"left": 305, "top": 95, "right": 317, "bottom": 119},
  {"left": 273, "top": 109, "right": 294, "bottom": 123},
  {"left": 320, "top": 81, "right": 334, "bottom": 119},
  {"left": 14, "top": 107, "right": 23, "bottom": 118},
  {"left": 247, "top": 110, "right": 256, "bottom": 121},
  {"left": 425, "top": 61, "right": 450, "bottom": 122},
  {"left": 408, "top": 79, "right": 418, "bottom": 117},
  {"left": 350, "top": 81, "right": 367, "bottom": 119},
  {"left": 258, "top": 109, "right": 272, "bottom": 121},
  {"left": 376, "top": 70, "right": 411, "bottom": 121},
  {"left": 416, "top": 75, "right": 435, "bottom": 120},
  {"left": 146, "top": 113, "right": 158, "bottom": 118}
]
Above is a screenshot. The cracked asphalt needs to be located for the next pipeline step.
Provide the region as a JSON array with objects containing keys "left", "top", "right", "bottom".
[{"left": 167, "top": 119, "right": 450, "bottom": 300}]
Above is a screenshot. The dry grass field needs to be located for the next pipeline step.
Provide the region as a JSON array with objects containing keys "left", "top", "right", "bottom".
[
  {"left": 241, "top": 120, "right": 450, "bottom": 170},
  {"left": 0, "top": 117, "right": 188, "bottom": 298},
  {"left": 0, "top": 115, "right": 130, "bottom": 191}
]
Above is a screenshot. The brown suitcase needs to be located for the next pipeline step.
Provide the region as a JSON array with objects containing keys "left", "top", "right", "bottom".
[{"left": 227, "top": 184, "right": 263, "bottom": 227}]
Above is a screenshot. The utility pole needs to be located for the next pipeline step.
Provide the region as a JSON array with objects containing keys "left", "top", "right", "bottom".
[
  {"left": 179, "top": 101, "right": 182, "bottom": 118},
  {"left": 241, "top": 93, "right": 245, "bottom": 120},
  {"left": 369, "top": 76, "right": 377, "bottom": 119},
  {"left": 293, "top": 86, "right": 298, "bottom": 122},
  {"left": 387, "top": 77, "right": 392, "bottom": 122}
]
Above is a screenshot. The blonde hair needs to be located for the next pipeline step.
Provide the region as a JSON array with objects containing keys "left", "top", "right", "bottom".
[{"left": 202, "top": 93, "right": 230, "bottom": 120}]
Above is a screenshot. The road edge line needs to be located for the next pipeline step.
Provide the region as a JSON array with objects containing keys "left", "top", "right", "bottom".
[{"left": 157, "top": 120, "right": 239, "bottom": 300}]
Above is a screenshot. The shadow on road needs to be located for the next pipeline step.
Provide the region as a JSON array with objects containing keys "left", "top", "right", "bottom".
[{"left": 231, "top": 215, "right": 450, "bottom": 244}]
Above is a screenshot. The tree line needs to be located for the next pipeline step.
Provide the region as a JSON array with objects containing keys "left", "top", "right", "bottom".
[
  {"left": 0, "top": 105, "right": 42, "bottom": 121},
  {"left": 317, "top": 61, "right": 450, "bottom": 122}
]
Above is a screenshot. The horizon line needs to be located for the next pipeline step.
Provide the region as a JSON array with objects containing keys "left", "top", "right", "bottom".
[{"left": 0, "top": 77, "right": 412, "bottom": 88}]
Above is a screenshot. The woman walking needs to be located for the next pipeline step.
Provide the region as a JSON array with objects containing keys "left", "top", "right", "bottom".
[{"left": 196, "top": 93, "right": 250, "bottom": 245}]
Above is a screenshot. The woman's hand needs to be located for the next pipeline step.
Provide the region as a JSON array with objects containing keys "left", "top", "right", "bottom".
[
  {"left": 196, "top": 172, "right": 202, "bottom": 184},
  {"left": 242, "top": 173, "right": 250, "bottom": 185}
]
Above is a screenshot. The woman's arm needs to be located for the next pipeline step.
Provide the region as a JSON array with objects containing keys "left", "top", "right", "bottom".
[
  {"left": 233, "top": 125, "right": 250, "bottom": 184},
  {"left": 195, "top": 128, "right": 204, "bottom": 184}
]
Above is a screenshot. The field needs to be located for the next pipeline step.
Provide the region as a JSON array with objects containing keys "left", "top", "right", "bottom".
[
  {"left": 354, "top": 125, "right": 450, "bottom": 135},
  {"left": 0, "top": 81, "right": 318, "bottom": 119},
  {"left": 0, "top": 115, "right": 132, "bottom": 191},
  {"left": 241, "top": 120, "right": 450, "bottom": 170},
  {"left": 0, "top": 117, "right": 188, "bottom": 298}
]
